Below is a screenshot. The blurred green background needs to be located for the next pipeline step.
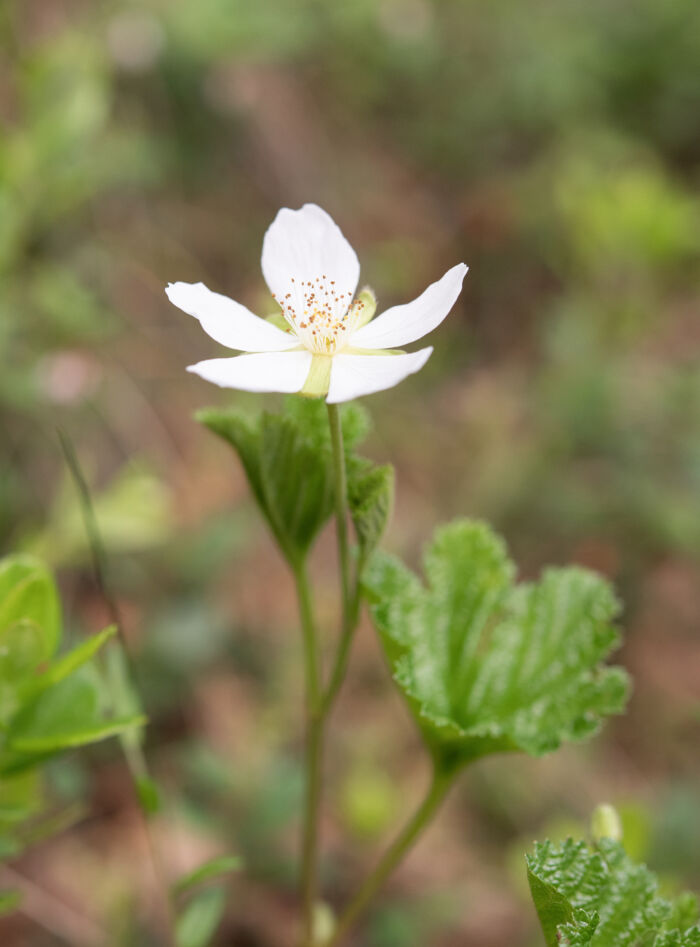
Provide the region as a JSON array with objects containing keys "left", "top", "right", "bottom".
[{"left": 1, "top": 0, "right": 699, "bottom": 944}]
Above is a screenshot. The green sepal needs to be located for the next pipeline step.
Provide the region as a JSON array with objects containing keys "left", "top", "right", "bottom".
[
  {"left": 265, "top": 312, "right": 292, "bottom": 332},
  {"left": 349, "top": 286, "right": 377, "bottom": 328},
  {"left": 300, "top": 355, "right": 332, "bottom": 398},
  {"left": 363, "top": 519, "right": 629, "bottom": 771}
]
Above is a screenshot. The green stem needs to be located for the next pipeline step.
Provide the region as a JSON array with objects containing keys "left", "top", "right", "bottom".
[
  {"left": 326, "top": 767, "right": 455, "bottom": 946},
  {"left": 295, "top": 560, "right": 322, "bottom": 713},
  {"left": 297, "top": 405, "right": 366, "bottom": 945},
  {"left": 326, "top": 404, "right": 352, "bottom": 626},
  {"left": 322, "top": 404, "right": 358, "bottom": 713},
  {"left": 294, "top": 560, "right": 323, "bottom": 945}
]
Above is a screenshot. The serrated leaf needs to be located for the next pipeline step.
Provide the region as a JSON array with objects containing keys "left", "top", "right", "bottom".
[
  {"left": 198, "top": 399, "right": 370, "bottom": 565},
  {"left": 176, "top": 886, "right": 226, "bottom": 947},
  {"left": 656, "top": 931, "right": 700, "bottom": 947},
  {"left": 527, "top": 838, "right": 700, "bottom": 947},
  {"left": 174, "top": 854, "right": 242, "bottom": 897},
  {"left": 526, "top": 863, "right": 578, "bottom": 943},
  {"left": 348, "top": 462, "right": 394, "bottom": 568},
  {"left": 364, "top": 519, "right": 629, "bottom": 768}
]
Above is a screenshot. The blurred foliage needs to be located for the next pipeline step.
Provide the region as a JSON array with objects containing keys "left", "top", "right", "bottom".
[
  {"left": 0, "top": 554, "right": 142, "bottom": 914},
  {"left": 0, "top": 0, "right": 699, "bottom": 943}
]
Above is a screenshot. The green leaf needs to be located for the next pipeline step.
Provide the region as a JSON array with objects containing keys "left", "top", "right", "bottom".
[
  {"left": 348, "top": 462, "right": 394, "bottom": 569},
  {"left": 527, "top": 838, "right": 700, "bottom": 947},
  {"left": 527, "top": 862, "right": 578, "bottom": 944},
  {"left": 0, "top": 555, "right": 61, "bottom": 659},
  {"left": 21, "top": 626, "right": 117, "bottom": 701},
  {"left": 364, "top": 519, "right": 629, "bottom": 769},
  {"left": 174, "top": 854, "right": 242, "bottom": 897},
  {"left": 0, "top": 621, "right": 47, "bottom": 722},
  {"left": 0, "top": 769, "right": 42, "bottom": 827},
  {"left": 176, "top": 886, "right": 226, "bottom": 947},
  {"left": 197, "top": 399, "right": 370, "bottom": 565},
  {"left": 1, "top": 667, "right": 145, "bottom": 772},
  {"left": 656, "top": 931, "right": 700, "bottom": 947}
]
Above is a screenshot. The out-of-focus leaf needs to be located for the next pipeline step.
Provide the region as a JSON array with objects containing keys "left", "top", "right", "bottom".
[
  {"left": 21, "top": 626, "right": 117, "bottom": 701},
  {"left": 28, "top": 464, "right": 172, "bottom": 568},
  {"left": 528, "top": 837, "right": 700, "bottom": 946},
  {"left": 0, "top": 770, "right": 42, "bottom": 827},
  {"left": 364, "top": 519, "right": 629, "bottom": 769},
  {"left": 0, "top": 890, "right": 21, "bottom": 916},
  {"left": 174, "top": 854, "right": 242, "bottom": 897},
  {"left": 2, "top": 667, "right": 145, "bottom": 772},
  {"left": 176, "top": 886, "right": 226, "bottom": 947},
  {"left": 0, "top": 622, "right": 46, "bottom": 722},
  {"left": 0, "top": 555, "right": 61, "bottom": 659}
]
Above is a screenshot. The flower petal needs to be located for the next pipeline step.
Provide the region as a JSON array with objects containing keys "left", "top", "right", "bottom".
[
  {"left": 350, "top": 263, "right": 467, "bottom": 350},
  {"left": 326, "top": 348, "right": 433, "bottom": 404},
  {"left": 166, "top": 281, "right": 297, "bottom": 352},
  {"left": 187, "top": 351, "right": 313, "bottom": 393},
  {"left": 261, "top": 204, "right": 360, "bottom": 315}
]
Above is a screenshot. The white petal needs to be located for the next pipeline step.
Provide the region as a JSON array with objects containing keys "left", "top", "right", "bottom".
[
  {"left": 166, "top": 281, "right": 297, "bottom": 352},
  {"left": 187, "top": 351, "right": 313, "bottom": 393},
  {"left": 326, "top": 348, "right": 433, "bottom": 404},
  {"left": 350, "top": 263, "right": 468, "bottom": 350},
  {"left": 261, "top": 204, "right": 360, "bottom": 316}
]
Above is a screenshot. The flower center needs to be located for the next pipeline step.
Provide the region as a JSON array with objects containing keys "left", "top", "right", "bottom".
[{"left": 272, "top": 276, "right": 366, "bottom": 355}]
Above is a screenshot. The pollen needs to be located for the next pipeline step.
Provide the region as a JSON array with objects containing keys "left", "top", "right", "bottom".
[{"left": 276, "top": 275, "right": 364, "bottom": 355}]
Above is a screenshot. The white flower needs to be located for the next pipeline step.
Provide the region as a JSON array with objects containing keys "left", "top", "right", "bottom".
[{"left": 166, "top": 204, "right": 467, "bottom": 403}]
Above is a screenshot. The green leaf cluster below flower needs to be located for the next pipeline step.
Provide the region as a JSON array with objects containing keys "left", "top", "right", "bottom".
[{"left": 197, "top": 398, "right": 392, "bottom": 568}]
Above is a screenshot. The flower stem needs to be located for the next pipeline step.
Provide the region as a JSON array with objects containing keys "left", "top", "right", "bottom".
[
  {"left": 297, "top": 404, "right": 361, "bottom": 946},
  {"left": 322, "top": 404, "right": 358, "bottom": 713},
  {"left": 326, "top": 767, "right": 455, "bottom": 946},
  {"left": 295, "top": 559, "right": 322, "bottom": 713},
  {"left": 326, "top": 404, "right": 352, "bottom": 634},
  {"left": 293, "top": 560, "right": 323, "bottom": 945}
]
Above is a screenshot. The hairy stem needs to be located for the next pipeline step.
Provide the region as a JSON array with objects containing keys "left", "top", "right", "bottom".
[{"left": 327, "top": 767, "right": 455, "bottom": 946}]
